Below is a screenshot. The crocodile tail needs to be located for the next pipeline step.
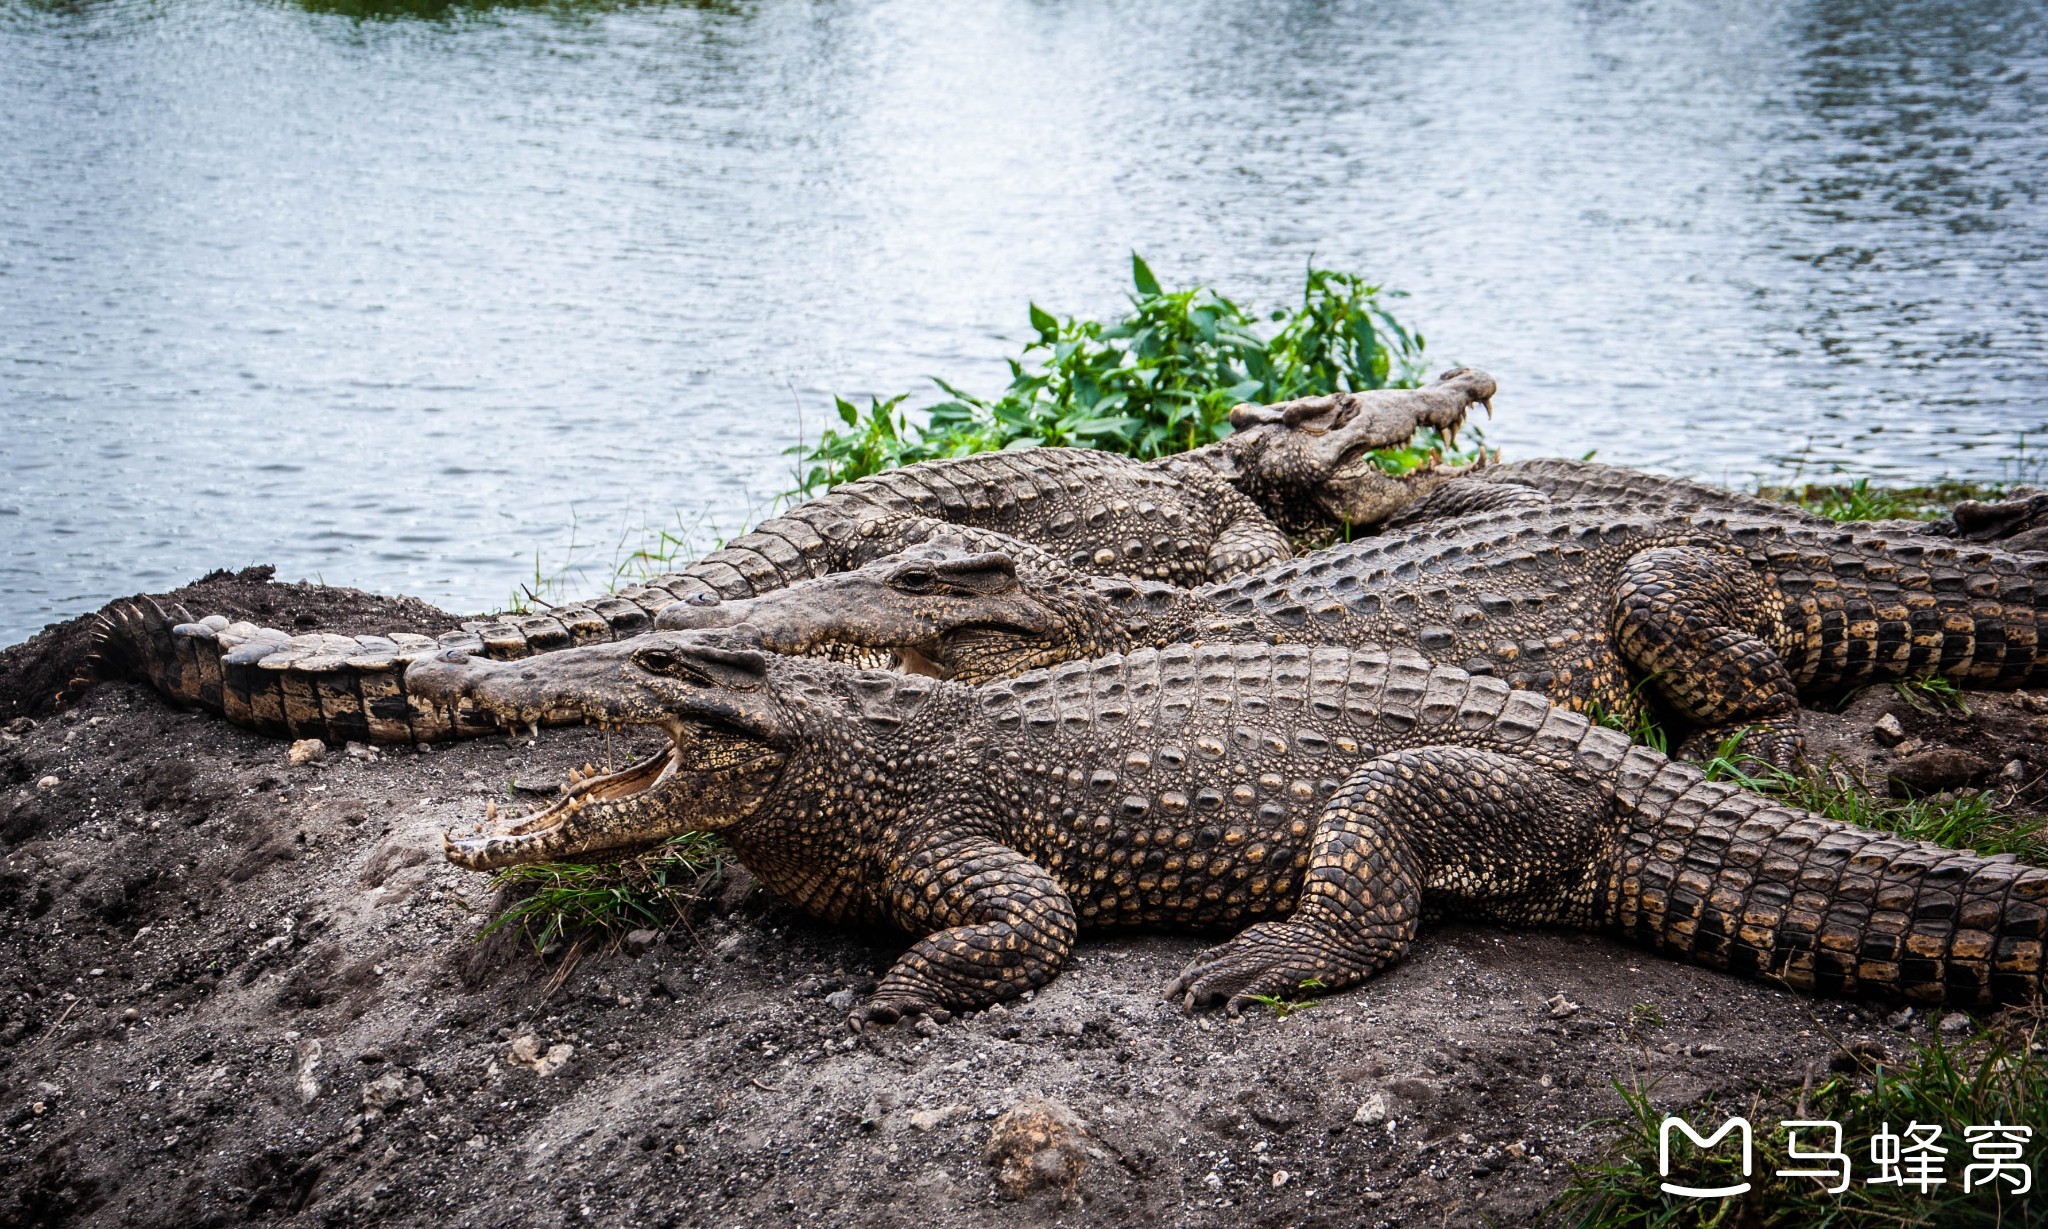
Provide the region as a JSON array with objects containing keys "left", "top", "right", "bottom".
[
  {"left": 68, "top": 595, "right": 200, "bottom": 707},
  {"left": 85, "top": 602, "right": 520, "bottom": 745},
  {"left": 1603, "top": 765, "right": 2045, "bottom": 1006},
  {"left": 1866, "top": 544, "right": 2048, "bottom": 691}
]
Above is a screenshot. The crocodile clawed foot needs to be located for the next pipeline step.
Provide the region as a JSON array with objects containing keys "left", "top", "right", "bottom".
[
  {"left": 846, "top": 997, "right": 953, "bottom": 1033},
  {"left": 1165, "top": 922, "right": 1342, "bottom": 1017}
]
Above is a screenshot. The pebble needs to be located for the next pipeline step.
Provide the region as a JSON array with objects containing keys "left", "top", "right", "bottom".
[
  {"left": 824, "top": 988, "right": 859, "bottom": 1012},
  {"left": 2000, "top": 759, "right": 2028, "bottom": 784},
  {"left": 1938, "top": 1012, "right": 1973, "bottom": 1038},
  {"left": 36, "top": 775, "right": 60, "bottom": 791},
  {"left": 507, "top": 1034, "right": 574, "bottom": 1076},
  {"left": 1872, "top": 713, "right": 1906, "bottom": 746},
  {"left": 909, "top": 1105, "right": 962, "bottom": 1132},
  {"left": 1351, "top": 1091, "right": 1391, "bottom": 1126},
  {"left": 1270, "top": 1170, "right": 1290, "bottom": 1188},
  {"left": 360, "top": 1071, "right": 425, "bottom": 1115},
  {"left": 287, "top": 739, "right": 326, "bottom": 767},
  {"left": 622, "top": 929, "right": 660, "bottom": 958},
  {"left": 1545, "top": 993, "right": 1580, "bottom": 1019}
]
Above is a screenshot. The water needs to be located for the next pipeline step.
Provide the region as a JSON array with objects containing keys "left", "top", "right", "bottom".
[{"left": 5, "top": 0, "right": 2047, "bottom": 643}]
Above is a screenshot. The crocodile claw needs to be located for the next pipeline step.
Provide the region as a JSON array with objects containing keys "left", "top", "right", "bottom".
[
  {"left": 846, "top": 998, "right": 952, "bottom": 1032},
  {"left": 1167, "top": 921, "right": 1346, "bottom": 1015}
]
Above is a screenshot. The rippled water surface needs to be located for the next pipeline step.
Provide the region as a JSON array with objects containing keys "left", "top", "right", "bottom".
[{"left": 5, "top": 0, "right": 2047, "bottom": 641}]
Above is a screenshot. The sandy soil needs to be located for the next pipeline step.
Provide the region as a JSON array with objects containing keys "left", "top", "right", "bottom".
[{"left": 1, "top": 575, "right": 2044, "bottom": 1229}]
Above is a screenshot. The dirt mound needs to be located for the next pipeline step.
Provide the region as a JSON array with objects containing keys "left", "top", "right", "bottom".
[{"left": 0, "top": 567, "right": 464, "bottom": 723}]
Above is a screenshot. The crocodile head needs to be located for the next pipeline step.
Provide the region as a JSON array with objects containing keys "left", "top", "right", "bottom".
[
  {"left": 415, "top": 631, "right": 795, "bottom": 869},
  {"left": 1200, "top": 367, "right": 1496, "bottom": 532},
  {"left": 649, "top": 546, "right": 1111, "bottom": 683}
]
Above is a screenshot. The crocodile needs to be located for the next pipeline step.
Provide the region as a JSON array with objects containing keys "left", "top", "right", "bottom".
[
  {"left": 79, "top": 370, "right": 1494, "bottom": 734},
  {"left": 111, "top": 489, "right": 2048, "bottom": 763},
  {"left": 415, "top": 631, "right": 2048, "bottom": 1023},
  {"left": 80, "top": 520, "right": 1070, "bottom": 745},
  {"left": 645, "top": 504, "right": 2048, "bottom": 767},
  {"left": 1377, "top": 457, "right": 1830, "bottom": 530}
]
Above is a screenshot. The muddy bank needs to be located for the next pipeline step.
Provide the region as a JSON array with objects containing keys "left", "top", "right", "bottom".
[{"left": 1, "top": 657, "right": 2043, "bottom": 1227}]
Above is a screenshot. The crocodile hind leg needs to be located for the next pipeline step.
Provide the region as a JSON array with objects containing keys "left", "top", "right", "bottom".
[
  {"left": 1169, "top": 747, "right": 1609, "bottom": 1013},
  {"left": 849, "top": 835, "right": 1080, "bottom": 1030},
  {"left": 1611, "top": 545, "right": 1805, "bottom": 768}
]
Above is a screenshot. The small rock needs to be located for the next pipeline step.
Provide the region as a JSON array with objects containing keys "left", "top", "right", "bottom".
[
  {"left": 909, "top": 1105, "right": 962, "bottom": 1132},
  {"left": 2018, "top": 692, "right": 2048, "bottom": 715},
  {"left": 2000, "top": 759, "right": 2028, "bottom": 785},
  {"left": 824, "top": 988, "right": 859, "bottom": 1012},
  {"left": 1351, "top": 1091, "right": 1391, "bottom": 1126},
  {"left": 344, "top": 741, "right": 379, "bottom": 762},
  {"left": 1505, "top": 1141, "right": 1527, "bottom": 1158},
  {"left": 1872, "top": 713, "right": 1906, "bottom": 746},
  {"left": 1886, "top": 748, "right": 1994, "bottom": 794},
  {"left": 360, "top": 1070, "right": 424, "bottom": 1115},
  {"left": 1545, "top": 992, "right": 1580, "bottom": 1019},
  {"left": 1938, "top": 1012, "right": 1973, "bottom": 1038},
  {"left": 1890, "top": 738, "right": 1924, "bottom": 757},
  {"left": 1886, "top": 1007, "right": 1915, "bottom": 1030},
  {"left": 861, "top": 1091, "right": 898, "bottom": 1128},
  {"left": 294, "top": 1037, "right": 324, "bottom": 1104},
  {"left": 506, "top": 1034, "right": 574, "bottom": 1077},
  {"left": 1270, "top": 1170, "right": 1291, "bottom": 1188},
  {"left": 35, "top": 775, "right": 60, "bottom": 791},
  {"left": 622, "top": 929, "right": 660, "bottom": 958},
  {"left": 3, "top": 717, "right": 34, "bottom": 736},
  {"left": 984, "top": 1098, "right": 1090, "bottom": 1202},
  {"left": 287, "top": 739, "right": 326, "bottom": 767}
]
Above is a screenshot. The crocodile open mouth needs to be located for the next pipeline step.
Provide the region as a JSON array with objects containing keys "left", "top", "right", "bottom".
[
  {"left": 441, "top": 714, "right": 777, "bottom": 870},
  {"left": 806, "top": 641, "right": 946, "bottom": 678}
]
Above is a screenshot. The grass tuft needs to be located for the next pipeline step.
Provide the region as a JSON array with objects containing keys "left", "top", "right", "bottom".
[
  {"left": 1698, "top": 759, "right": 2047, "bottom": 863},
  {"left": 479, "top": 832, "right": 729, "bottom": 953}
]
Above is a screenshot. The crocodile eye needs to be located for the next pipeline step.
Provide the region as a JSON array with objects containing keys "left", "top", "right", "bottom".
[
  {"left": 632, "top": 647, "right": 712, "bottom": 684},
  {"left": 892, "top": 568, "right": 937, "bottom": 594}
]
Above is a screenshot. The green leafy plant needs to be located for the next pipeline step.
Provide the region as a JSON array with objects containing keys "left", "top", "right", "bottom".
[{"left": 789, "top": 255, "right": 1448, "bottom": 496}]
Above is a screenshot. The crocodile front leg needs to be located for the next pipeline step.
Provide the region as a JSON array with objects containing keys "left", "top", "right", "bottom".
[
  {"left": 1611, "top": 545, "right": 1805, "bottom": 767},
  {"left": 851, "top": 832, "right": 1079, "bottom": 1030},
  {"left": 1170, "top": 746, "right": 1609, "bottom": 1013}
]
